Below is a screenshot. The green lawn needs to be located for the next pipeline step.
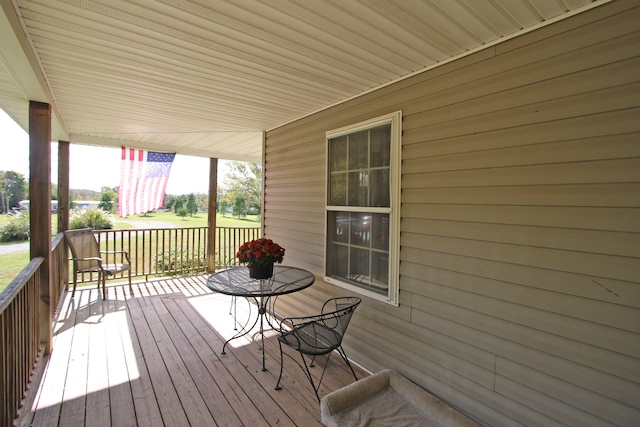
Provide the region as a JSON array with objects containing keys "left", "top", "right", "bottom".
[
  {"left": 0, "top": 211, "right": 260, "bottom": 228},
  {"left": 114, "top": 211, "right": 260, "bottom": 228},
  {"left": 0, "top": 251, "right": 30, "bottom": 291},
  {"left": 0, "top": 211, "right": 260, "bottom": 293}
]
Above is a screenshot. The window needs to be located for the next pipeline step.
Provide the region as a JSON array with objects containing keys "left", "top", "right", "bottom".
[{"left": 325, "top": 111, "right": 401, "bottom": 305}]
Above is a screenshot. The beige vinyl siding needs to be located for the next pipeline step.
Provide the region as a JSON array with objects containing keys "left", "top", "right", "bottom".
[{"left": 264, "top": 1, "right": 640, "bottom": 426}]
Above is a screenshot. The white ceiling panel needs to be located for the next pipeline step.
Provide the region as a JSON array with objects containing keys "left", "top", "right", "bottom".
[{"left": 0, "top": 0, "right": 604, "bottom": 161}]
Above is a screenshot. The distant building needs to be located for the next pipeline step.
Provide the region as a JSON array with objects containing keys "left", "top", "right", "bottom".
[
  {"left": 74, "top": 201, "right": 101, "bottom": 209},
  {"left": 18, "top": 200, "right": 101, "bottom": 213}
]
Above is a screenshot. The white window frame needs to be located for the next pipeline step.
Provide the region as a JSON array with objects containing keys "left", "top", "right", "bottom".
[{"left": 324, "top": 111, "right": 401, "bottom": 306}]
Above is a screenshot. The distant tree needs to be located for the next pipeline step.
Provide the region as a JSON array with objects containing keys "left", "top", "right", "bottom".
[
  {"left": 177, "top": 207, "right": 188, "bottom": 220},
  {"left": 195, "top": 193, "right": 208, "bottom": 212},
  {"left": 70, "top": 188, "right": 100, "bottom": 201},
  {"left": 218, "top": 199, "right": 229, "bottom": 216},
  {"left": 98, "top": 189, "right": 117, "bottom": 213},
  {"left": 186, "top": 193, "right": 198, "bottom": 216},
  {"left": 232, "top": 194, "right": 247, "bottom": 219},
  {"left": 0, "top": 170, "right": 27, "bottom": 211},
  {"left": 173, "top": 197, "right": 184, "bottom": 214},
  {"left": 101, "top": 186, "right": 117, "bottom": 193},
  {"left": 163, "top": 194, "right": 177, "bottom": 210},
  {"left": 223, "top": 161, "right": 261, "bottom": 215}
]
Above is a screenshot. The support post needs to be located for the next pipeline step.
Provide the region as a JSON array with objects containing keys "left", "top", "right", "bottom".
[
  {"left": 207, "top": 158, "right": 218, "bottom": 273},
  {"left": 58, "top": 141, "right": 70, "bottom": 291},
  {"left": 29, "top": 101, "right": 52, "bottom": 354},
  {"left": 57, "top": 141, "right": 69, "bottom": 234}
]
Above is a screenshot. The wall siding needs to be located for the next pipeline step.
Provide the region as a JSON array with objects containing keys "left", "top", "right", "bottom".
[{"left": 264, "top": 1, "right": 640, "bottom": 426}]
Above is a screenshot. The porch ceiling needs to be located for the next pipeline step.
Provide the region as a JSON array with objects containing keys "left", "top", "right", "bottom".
[{"left": 0, "top": 0, "right": 603, "bottom": 162}]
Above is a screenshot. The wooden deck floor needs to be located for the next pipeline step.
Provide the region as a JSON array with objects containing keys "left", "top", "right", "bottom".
[{"left": 20, "top": 275, "right": 368, "bottom": 426}]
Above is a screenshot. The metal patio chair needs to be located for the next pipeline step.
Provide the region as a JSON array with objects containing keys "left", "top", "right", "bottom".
[
  {"left": 64, "top": 228, "right": 132, "bottom": 297},
  {"left": 274, "top": 296, "right": 361, "bottom": 401}
]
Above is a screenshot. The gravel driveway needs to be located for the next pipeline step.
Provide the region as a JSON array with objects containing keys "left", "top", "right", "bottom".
[
  {"left": 0, "top": 221, "right": 178, "bottom": 255},
  {"left": 0, "top": 241, "right": 29, "bottom": 255}
]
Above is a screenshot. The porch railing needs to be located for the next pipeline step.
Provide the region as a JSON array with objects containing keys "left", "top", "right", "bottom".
[
  {"left": 0, "top": 257, "right": 42, "bottom": 427},
  {"left": 51, "top": 233, "right": 68, "bottom": 309},
  {"left": 73, "top": 226, "right": 261, "bottom": 284},
  {"left": 0, "top": 234, "right": 67, "bottom": 427},
  {"left": 0, "top": 225, "right": 259, "bottom": 425}
]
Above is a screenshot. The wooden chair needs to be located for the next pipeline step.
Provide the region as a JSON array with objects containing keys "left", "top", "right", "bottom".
[
  {"left": 64, "top": 228, "right": 132, "bottom": 297},
  {"left": 275, "top": 296, "right": 361, "bottom": 401}
]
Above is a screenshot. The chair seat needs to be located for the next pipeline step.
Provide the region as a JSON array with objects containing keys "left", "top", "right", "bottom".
[
  {"left": 78, "top": 263, "right": 130, "bottom": 275},
  {"left": 279, "top": 322, "right": 341, "bottom": 356},
  {"left": 102, "top": 263, "right": 131, "bottom": 274},
  {"left": 275, "top": 296, "right": 361, "bottom": 401}
]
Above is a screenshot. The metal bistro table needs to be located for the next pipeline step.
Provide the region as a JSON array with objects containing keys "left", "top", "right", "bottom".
[{"left": 206, "top": 265, "right": 315, "bottom": 371}]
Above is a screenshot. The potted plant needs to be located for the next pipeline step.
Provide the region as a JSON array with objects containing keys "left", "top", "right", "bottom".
[{"left": 236, "top": 237, "right": 285, "bottom": 279}]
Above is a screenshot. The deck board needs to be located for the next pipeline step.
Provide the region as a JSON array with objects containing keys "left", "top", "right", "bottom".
[
  {"left": 86, "top": 296, "right": 111, "bottom": 427},
  {"left": 58, "top": 290, "right": 92, "bottom": 427},
  {"left": 20, "top": 275, "right": 368, "bottom": 426}
]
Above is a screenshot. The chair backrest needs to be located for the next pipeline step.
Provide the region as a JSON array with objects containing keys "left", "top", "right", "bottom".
[
  {"left": 319, "top": 296, "right": 361, "bottom": 340},
  {"left": 225, "top": 257, "right": 240, "bottom": 268},
  {"left": 64, "top": 228, "right": 101, "bottom": 271}
]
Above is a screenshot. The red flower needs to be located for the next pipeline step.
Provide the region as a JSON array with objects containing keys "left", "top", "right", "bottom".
[{"left": 236, "top": 238, "right": 285, "bottom": 267}]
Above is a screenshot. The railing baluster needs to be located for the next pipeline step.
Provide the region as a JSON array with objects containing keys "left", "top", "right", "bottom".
[{"left": 64, "top": 225, "right": 259, "bottom": 284}]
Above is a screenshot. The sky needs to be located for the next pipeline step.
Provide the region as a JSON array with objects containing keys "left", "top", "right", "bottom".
[{"left": 0, "top": 109, "right": 229, "bottom": 195}]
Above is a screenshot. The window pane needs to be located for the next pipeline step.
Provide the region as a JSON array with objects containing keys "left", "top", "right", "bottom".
[
  {"left": 328, "top": 243, "right": 348, "bottom": 279},
  {"left": 350, "top": 212, "right": 371, "bottom": 247},
  {"left": 329, "top": 136, "right": 348, "bottom": 172},
  {"left": 370, "top": 125, "right": 390, "bottom": 168},
  {"left": 371, "top": 213, "right": 389, "bottom": 250},
  {"left": 370, "top": 251, "right": 389, "bottom": 295},
  {"left": 348, "top": 131, "right": 368, "bottom": 170},
  {"left": 370, "top": 169, "right": 389, "bottom": 207},
  {"left": 329, "top": 172, "right": 346, "bottom": 205},
  {"left": 348, "top": 171, "right": 368, "bottom": 206},
  {"left": 328, "top": 211, "right": 350, "bottom": 244},
  {"left": 349, "top": 247, "right": 370, "bottom": 284}
]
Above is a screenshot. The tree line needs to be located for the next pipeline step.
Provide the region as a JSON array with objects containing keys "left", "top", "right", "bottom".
[{"left": 1, "top": 160, "right": 262, "bottom": 218}]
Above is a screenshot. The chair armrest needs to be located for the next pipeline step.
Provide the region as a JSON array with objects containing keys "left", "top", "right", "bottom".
[
  {"left": 100, "top": 250, "right": 131, "bottom": 263},
  {"left": 69, "top": 256, "right": 103, "bottom": 262}
]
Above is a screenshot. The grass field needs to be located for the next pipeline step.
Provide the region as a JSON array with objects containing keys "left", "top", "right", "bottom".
[
  {"left": 0, "top": 211, "right": 260, "bottom": 228},
  {"left": 0, "top": 251, "right": 30, "bottom": 291},
  {"left": 0, "top": 211, "right": 260, "bottom": 293}
]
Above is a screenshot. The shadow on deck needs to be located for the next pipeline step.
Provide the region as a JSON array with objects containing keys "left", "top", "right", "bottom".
[{"left": 19, "top": 275, "right": 368, "bottom": 426}]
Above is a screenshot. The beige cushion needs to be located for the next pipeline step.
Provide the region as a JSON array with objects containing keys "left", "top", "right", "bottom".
[{"left": 320, "top": 369, "right": 480, "bottom": 427}]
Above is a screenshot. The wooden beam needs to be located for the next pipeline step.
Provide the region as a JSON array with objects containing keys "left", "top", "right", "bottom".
[
  {"left": 29, "top": 101, "right": 52, "bottom": 354},
  {"left": 207, "top": 158, "right": 218, "bottom": 273}
]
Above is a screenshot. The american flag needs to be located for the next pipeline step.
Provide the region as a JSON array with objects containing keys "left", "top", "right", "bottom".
[{"left": 118, "top": 147, "right": 176, "bottom": 217}]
